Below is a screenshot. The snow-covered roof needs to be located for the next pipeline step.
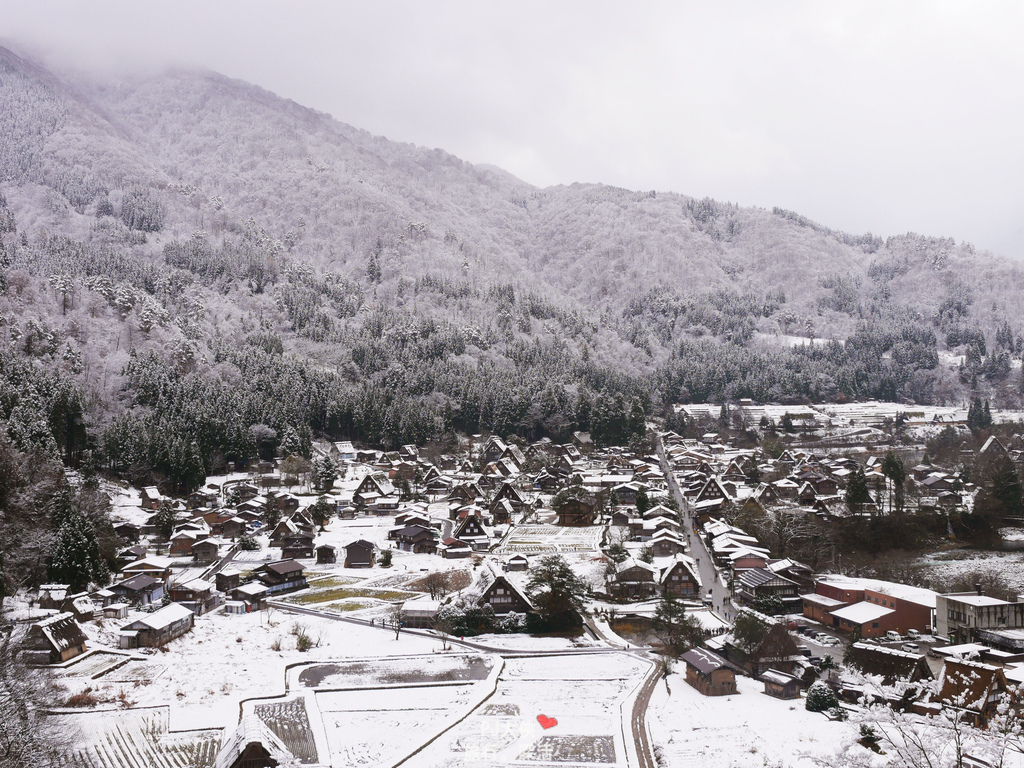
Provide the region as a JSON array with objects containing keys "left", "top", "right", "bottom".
[
  {"left": 829, "top": 601, "right": 895, "bottom": 625},
  {"left": 815, "top": 574, "right": 937, "bottom": 609},
  {"left": 761, "top": 669, "right": 799, "bottom": 686},
  {"left": 946, "top": 594, "right": 1008, "bottom": 607},
  {"left": 800, "top": 592, "right": 847, "bottom": 609},
  {"left": 128, "top": 602, "right": 193, "bottom": 631}
]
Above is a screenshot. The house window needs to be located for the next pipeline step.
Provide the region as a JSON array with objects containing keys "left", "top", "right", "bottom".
[{"left": 872, "top": 622, "right": 879, "bottom": 628}]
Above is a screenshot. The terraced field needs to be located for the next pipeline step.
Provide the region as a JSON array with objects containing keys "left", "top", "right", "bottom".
[
  {"left": 55, "top": 707, "right": 221, "bottom": 768},
  {"left": 253, "top": 698, "right": 318, "bottom": 764}
]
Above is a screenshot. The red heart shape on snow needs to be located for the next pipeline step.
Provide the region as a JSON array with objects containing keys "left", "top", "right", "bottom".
[{"left": 537, "top": 714, "right": 558, "bottom": 729}]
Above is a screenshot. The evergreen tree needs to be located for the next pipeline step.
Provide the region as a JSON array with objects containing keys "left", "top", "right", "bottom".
[
  {"left": 652, "top": 591, "right": 703, "bottom": 656},
  {"left": 313, "top": 454, "right": 338, "bottom": 492},
  {"left": 845, "top": 465, "right": 871, "bottom": 515},
  {"left": 263, "top": 492, "right": 281, "bottom": 530},
  {"left": 47, "top": 507, "right": 108, "bottom": 591},
  {"left": 280, "top": 425, "right": 303, "bottom": 458},
  {"left": 153, "top": 501, "right": 177, "bottom": 541},
  {"left": 525, "top": 554, "right": 590, "bottom": 630}
]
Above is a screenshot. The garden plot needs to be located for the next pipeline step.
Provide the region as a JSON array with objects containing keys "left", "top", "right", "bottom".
[
  {"left": 268, "top": 654, "right": 500, "bottom": 768},
  {"left": 405, "top": 652, "right": 647, "bottom": 768},
  {"left": 60, "top": 651, "right": 132, "bottom": 679},
  {"left": 293, "top": 653, "right": 494, "bottom": 689},
  {"left": 52, "top": 706, "right": 221, "bottom": 768},
  {"left": 496, "top": 524, "right": 603, "bottom": 555},
  {"left": 282, "top": 582, "right": 419, "bottom": 606}
]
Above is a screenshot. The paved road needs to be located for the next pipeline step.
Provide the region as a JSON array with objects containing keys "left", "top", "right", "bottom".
[
  {"left": 656, "top": 437, "right": 738, "bottom": 622},
  {"left": 629, "top": 656, "right": 661, "bottom": 768}
]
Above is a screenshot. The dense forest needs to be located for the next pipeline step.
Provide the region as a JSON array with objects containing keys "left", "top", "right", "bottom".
[{"left": 2, "top": 41, "right": 1024, "bottom": 504}]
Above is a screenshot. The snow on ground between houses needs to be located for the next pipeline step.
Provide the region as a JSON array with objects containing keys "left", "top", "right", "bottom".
[
  {"left": 61, "top": 606, "right": 446, "bottom": 733},
  {"left": 649, "top": 673, "right": 859, "bottom": 768}
]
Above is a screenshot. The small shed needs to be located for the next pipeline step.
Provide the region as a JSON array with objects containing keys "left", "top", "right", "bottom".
[
  {"left": 344, "top": 540, "right": 375, "bottom": 568},
  {"left": 505, "top": 554, "right": 529, "bottom": 572},
  {"left": 316, "top": 544, "right": 337, "bottom": 564},
  {"left": 103, "top": 603, "right": 130, "bottom": 620},
  {"left": 761, "top": 668, "right": 802, "bottom": 700},
  {"left": 215, "top": 569, "right": 241, "bottom": 594},
  {"left": 681, "top": 647, "right": 739, "bottom": 696}
]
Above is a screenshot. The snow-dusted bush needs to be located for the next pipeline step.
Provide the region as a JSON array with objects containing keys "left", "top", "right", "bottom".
[{"left": 805, "top": 680, "right": 837, "bottom": 713}]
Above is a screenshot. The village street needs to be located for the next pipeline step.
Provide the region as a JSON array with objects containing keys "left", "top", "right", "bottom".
[{"left": 657, "top": 439, "right": 738, "bottom": 622}]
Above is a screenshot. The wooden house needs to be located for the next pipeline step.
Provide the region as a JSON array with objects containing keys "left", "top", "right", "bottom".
[
  {"left": 254, "top": 560, "right": 308, "bottom": 595},
  {"left": 281, "top": 532, "right": 315, "bottom": 559},
  {"left": 392, "top": 525, "right": 438, "bottom": 554},
  {"left": 660, "top": 557, "right": 701, "bottom": 600},
  {"left": 681, "top": 648, "right": 738, "bottom": 696},
  {"left": 192, "top": 538, "right": 222, "bottom": 564},
  {"left": 505, "top": 554, "right": 529, "bottom": 572},
  {"left": 440, "top": 537, "right": 473, "bottom": 558},
  {"left": 737, "top": 567, "right": 801, "bottom": 609},
  {"left": 37, "top": 583, "right": 69, "bottom": 610},
  {"left": 23, "top": 612, "right": 88, "bottom": 663},
  {"left": 937, "top": 659, "right": 1009, "bottom": 726},
  {"left": 215, "top": 569, "right": 241, "bottom": 593},
  {"left": 606, "top": 558, "right": 659, "bottom": 600},
  {"left": 316, "top": 544, "right": 337, "bottom": 564},
  {"left": 453, "top": 513, "right": 489, "bottom": 549},
  {"left": 344, "top": 540, "right": 375, "bottom": 568},
  {"left": 478, "top": 576, "right": 533, "bottom": 616},
  {"left": 140, "top": 485, "right": 164, "bottom": 510},
  {"left": 114, "top": 522, "right": 141, "bottom": 543},
  {"left": 845, "top": 642, "right": 933, "bottom": 686},
  {"left": 761, "top": 669, "right": 802, "bottom": 700},
  {"left": 650, "top": 529, "right": 686, "bottom": 557},
  {"left": 120, "top": 603, "right": 194, "bottom": 648},
  {"left": 108, "top": 574, "right": 165, "bottom": 606},
  {"left": 555, "top": 495, "right": 597, "bottom": 527},
  {"left": 492, "top": 481, "right": 527, "bottom": 509},
  {"left": 168, "top": 578, "right": 217, "bottom": 615}
]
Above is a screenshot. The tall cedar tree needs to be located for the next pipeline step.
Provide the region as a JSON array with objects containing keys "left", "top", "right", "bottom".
[
  {"left": 845, "top": 465, "right": 872, "bottom": 514},
  {"left": 525, "top": 554, "right": 590, "bottom": 630}
]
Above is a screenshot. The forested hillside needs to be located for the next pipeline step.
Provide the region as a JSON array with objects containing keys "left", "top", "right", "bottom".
[{"left": 2, "top": 42, "right": 1024, "bottom": 496}]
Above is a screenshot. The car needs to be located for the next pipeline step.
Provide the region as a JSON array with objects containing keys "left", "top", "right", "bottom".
[
  {"left": 820, "top": 635, "right": 841, "bottom": 647},
  {"left": 902, "top": 642, "right": 921, "bottom": 653},
  {"left": 906, "top": 629, "right": 921, "bottom": 640},
  {"left": 798, "top": 647, "right": 812, "bottom": 657},
  {"left": 885, "top": 630, "right": 901, "bottom": 642},
  {"left": 808, "top": 656, "right": 822, "bottom": 668}
]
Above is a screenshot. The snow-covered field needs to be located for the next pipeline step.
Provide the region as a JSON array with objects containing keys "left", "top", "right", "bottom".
[
  {"left": 649, "top": 673, "right": 857, "bottom": 767},
  {"left": 404, "top": 652, "right": 651, "bottom": 768}
]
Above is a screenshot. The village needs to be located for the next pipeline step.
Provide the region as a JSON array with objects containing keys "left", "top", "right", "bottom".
[{"left": 10, "top": 399, "right": 1024, "bottom": 768}]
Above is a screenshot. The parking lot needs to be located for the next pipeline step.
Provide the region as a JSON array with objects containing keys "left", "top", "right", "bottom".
[{"left": 788, "top": 620, "right": 940, "bottom": 669}]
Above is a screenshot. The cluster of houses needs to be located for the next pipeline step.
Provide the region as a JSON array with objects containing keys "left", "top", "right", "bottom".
[
  {"left": 677, "top": 605, "right": 1024, "bottom": 728},
  {"left": 661, "top": 430, "right": 984, "bottom": 537}
]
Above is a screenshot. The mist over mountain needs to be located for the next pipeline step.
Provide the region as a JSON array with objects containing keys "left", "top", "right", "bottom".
[{"left": 2, "top": 42, "right": 1023, "bottom": 488}]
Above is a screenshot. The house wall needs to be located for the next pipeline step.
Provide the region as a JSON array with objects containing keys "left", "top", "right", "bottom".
[
  {"left": 685, "top": 666, "right": 737, "bottom": 696},
  {"left": 863, "top": 589, "right": 932, "bottom": 634}
]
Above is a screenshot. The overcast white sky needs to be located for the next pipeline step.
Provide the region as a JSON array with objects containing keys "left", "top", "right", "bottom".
[{"left": 3, "top": 1, "right": 1024, "bottom": 257}]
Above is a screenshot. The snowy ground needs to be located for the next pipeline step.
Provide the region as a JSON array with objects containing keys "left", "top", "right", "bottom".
[
  {"left": 58, "top": 606, "right": 449, "bottom": 734},
  {"left": 649, "top": 673, "right": 858, "bottom": 768},
  {"left": 403, "top": 652, "right": 651, "bottom": 768},
  {"left": 914, "top": 549, "right": 1024, "bottom": 593}
]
